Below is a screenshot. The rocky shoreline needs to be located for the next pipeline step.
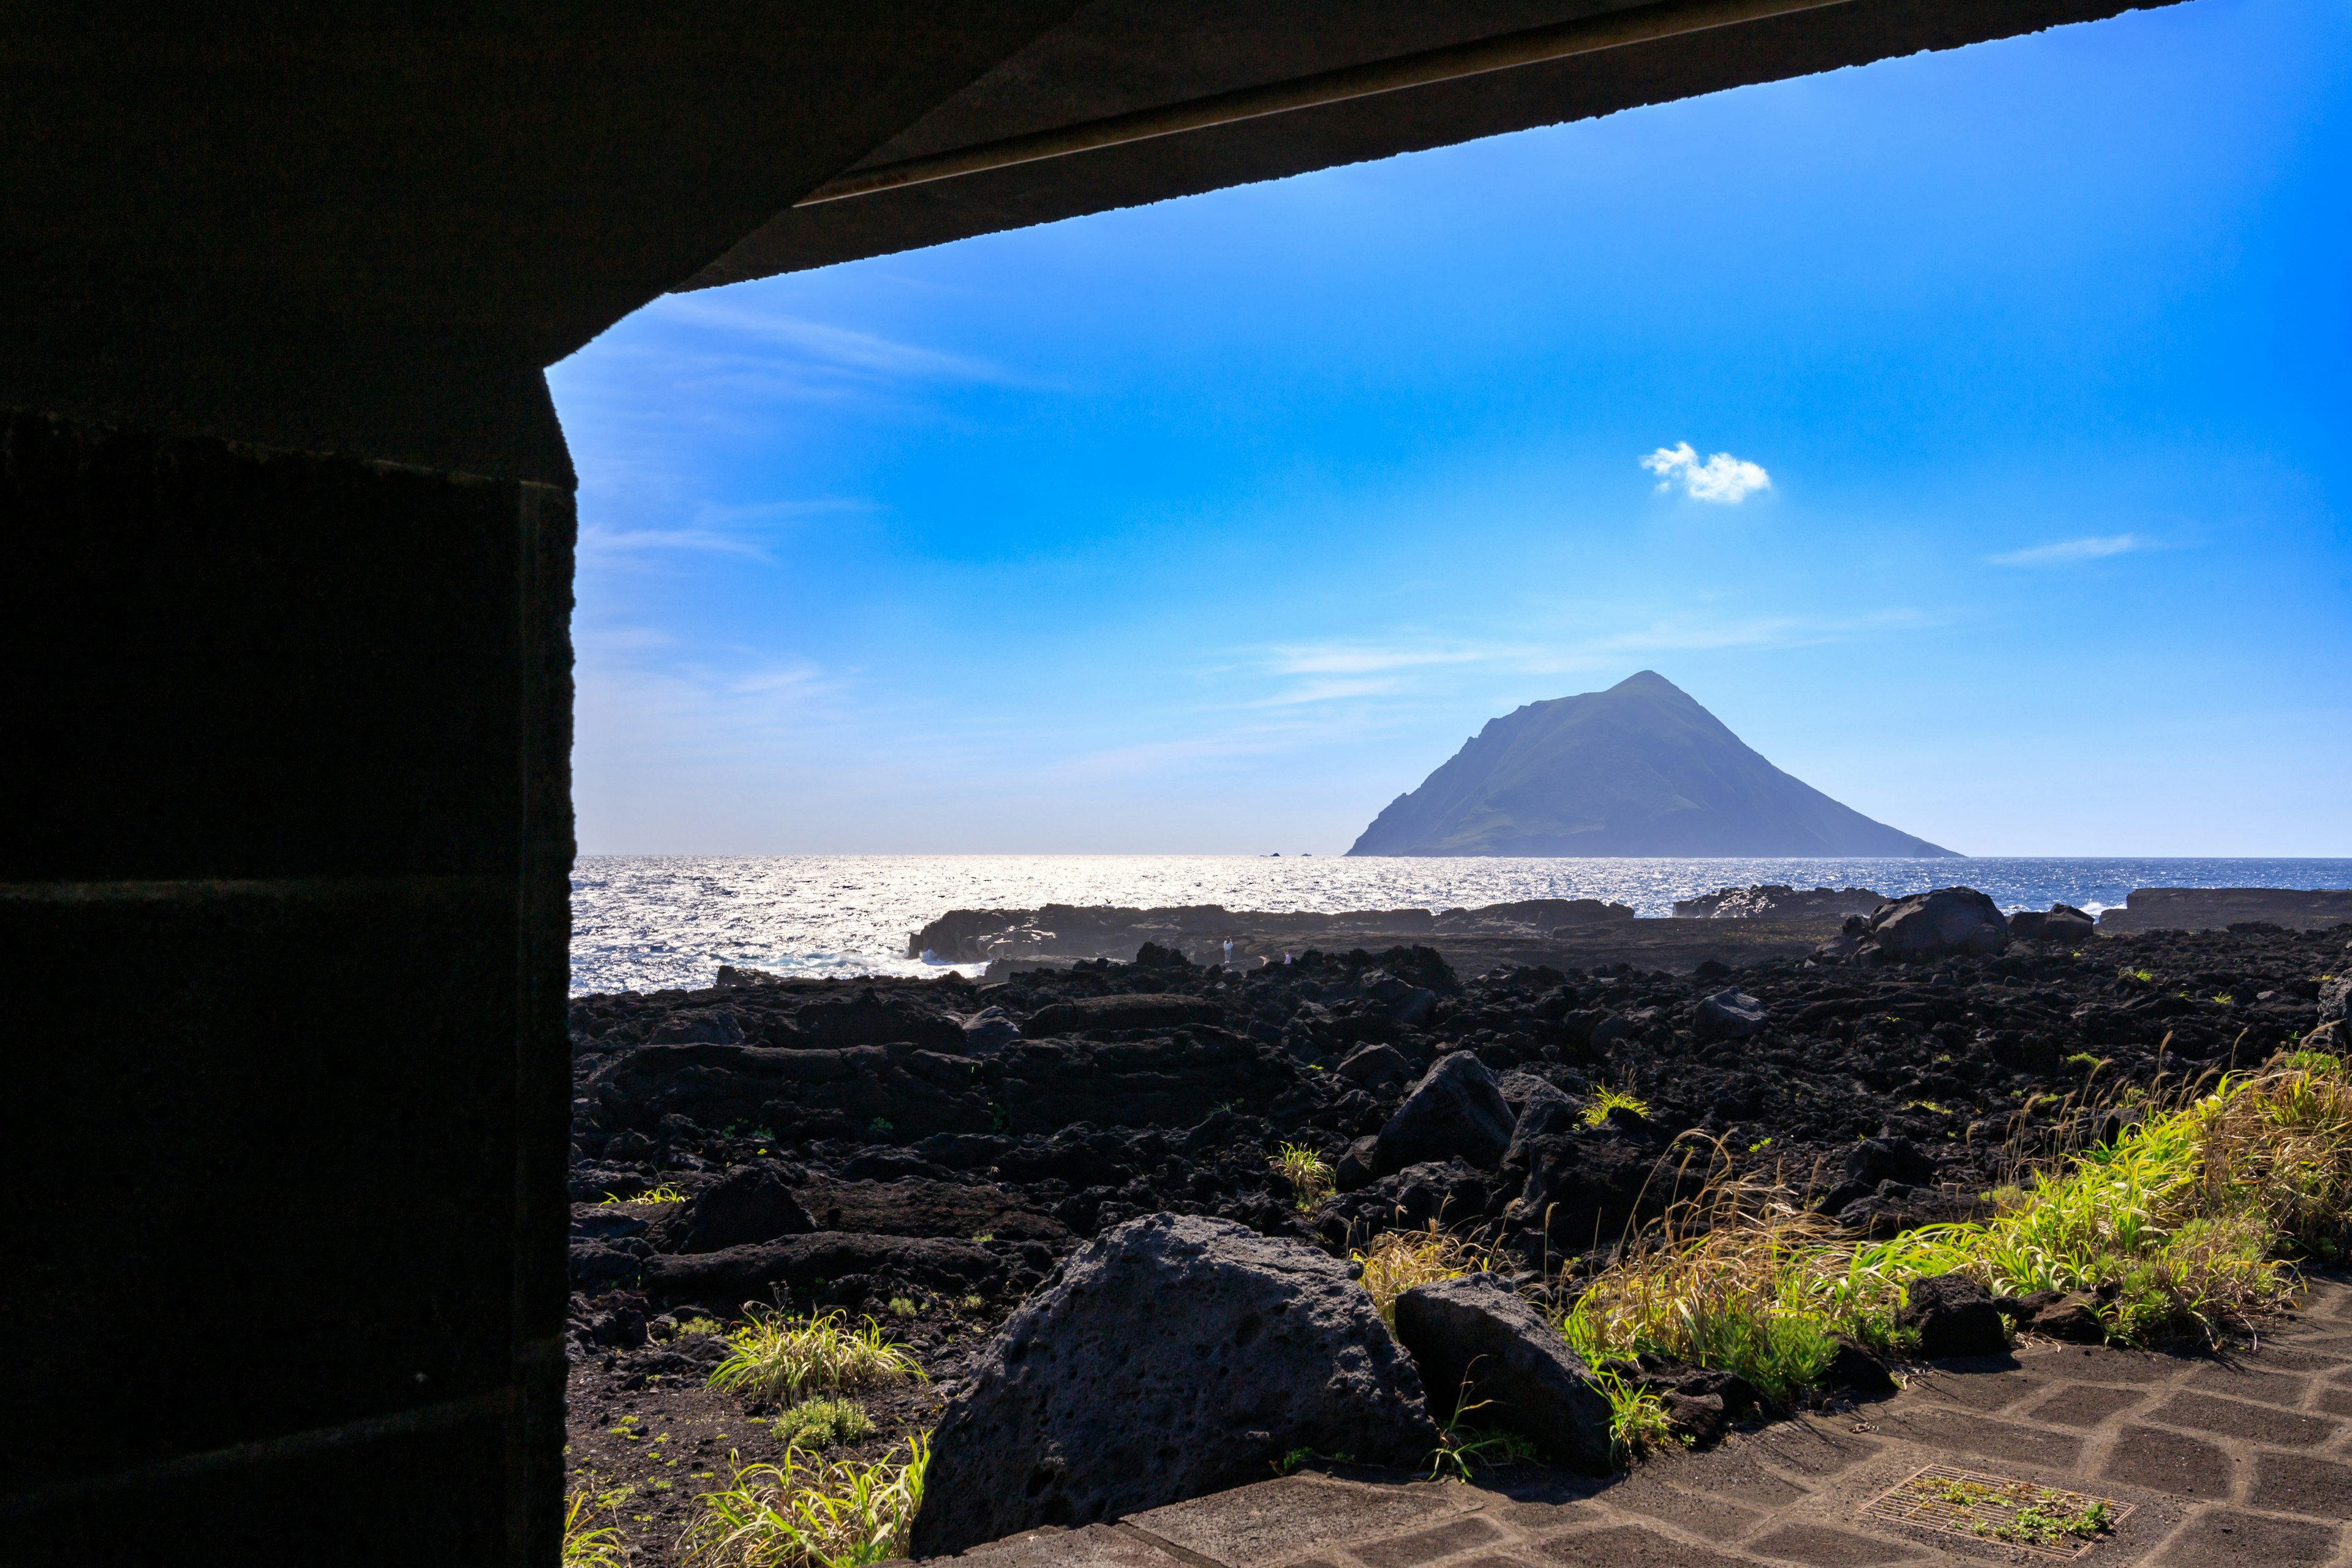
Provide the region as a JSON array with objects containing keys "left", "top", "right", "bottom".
[
  {"left": 564, "top": 887, "right": 2350, "bottom": 1561},
  {"left": 905, "top": 884, "right": 2352, "bottom": 980}
]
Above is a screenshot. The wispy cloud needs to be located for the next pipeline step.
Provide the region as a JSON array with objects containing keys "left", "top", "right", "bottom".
[
  {"left": 1265, "top": 643, "right": 1495, "bottom": 676},
  {"left": 1989, "top": 533, "right": 2144, "bottom": 567},
  {"left": 580, "top": 525, "right": 777, "bottom": 561},
  {"left": 648, "top": 297, "right": 1023, "bottom": 386},
  {"left": 1641, "top": 442, "right": 1772, "bottom": 503}
]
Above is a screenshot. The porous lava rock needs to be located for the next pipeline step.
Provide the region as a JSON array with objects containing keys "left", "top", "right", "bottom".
[
  {"left": 1020, "top": 993, "right": 1224, "bottom": 1037},
  {"left": 1374, "top": 1052, "right": 1515, "bottom": 1175},
  {"left": 911, "top": 1215, "right": 1436, "bottom": 1556},
  {"left": 2010, "top": 903, "right": 2097, "bottom": 944},
  {"left": 1695, "top": 989, "right": 1769, "bottom": 1041},
  {"left": 1900, "top": 1273, "right": 2008, "bottom": 1357},
  {"left": 1842, "top": 888, "right": 2010, "bottom": 965},
  {"left": 1392, "top": 1273, "right": 1613, "bottom": 1472},
  {"left": 652, "top": 1159, "right": 814, "bottom": 1252}
]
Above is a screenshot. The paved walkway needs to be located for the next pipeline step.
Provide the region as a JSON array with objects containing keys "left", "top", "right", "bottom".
[{"left": 952, "top": 1275, "right": 2352, "bottom": 1568}]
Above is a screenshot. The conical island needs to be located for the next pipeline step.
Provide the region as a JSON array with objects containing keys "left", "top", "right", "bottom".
[{"left": 1348, "top": 671, "right": 1958, "bottom": 857}]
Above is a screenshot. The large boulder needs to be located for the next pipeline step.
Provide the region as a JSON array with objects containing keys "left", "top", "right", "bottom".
[
  {"left": 1374, "top": 1052, "right": 1515, "bottom": 1176},
  {"left": 1694, "top": 989, "right": 1768, "bottom": 1041},
  {"left": 1499, "top": 1110, "right": 1694, "bottom": 1252},
  {"left": 2318, "top": 973, "right": 2352, "bottom": 1028},
  {"left": 2008, "top": 903, "right": 2095, "bottom": 944},
  {"left": 1899, "top": 1273, "right": 2008, "bottom": 1358},
  {"left": 650, "top": 1159, "right": 814, "bottom": 1253},
  {"left": 1850, "top": 888, "right": 2008, "bottom": 965},
  {"left": 1392, "top": 1274, "right": 1613, "bottom": 1472},
  {"left": 911, "top": 1215, "right": 1436, "bottom": 1557}
]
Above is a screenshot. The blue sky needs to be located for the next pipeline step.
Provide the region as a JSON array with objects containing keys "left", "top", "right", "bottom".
[{"left": 551, "top": 0, "right": 2350, "bottom": 857}]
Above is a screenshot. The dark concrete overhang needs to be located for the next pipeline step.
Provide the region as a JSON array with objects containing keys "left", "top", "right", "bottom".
[{"left": 688, "top": 0, "right": 2181, "bottom": 288}]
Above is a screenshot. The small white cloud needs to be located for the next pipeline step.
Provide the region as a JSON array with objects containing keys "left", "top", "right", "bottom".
[
  {"left": 1640, "top": 442, "right": 1771, "bottom": 503},
  {"left": 1989, "top": 533, "right": 2144, "bottom": 567}
]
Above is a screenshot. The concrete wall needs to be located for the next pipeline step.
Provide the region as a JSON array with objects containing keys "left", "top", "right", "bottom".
[{"left": 0, "top": 407, "right": 575, "bottom": 1562}]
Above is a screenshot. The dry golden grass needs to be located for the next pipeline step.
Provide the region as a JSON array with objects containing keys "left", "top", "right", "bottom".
[{"left": 1352, "top": 1223, "right": 1494, "bottom": 1328}]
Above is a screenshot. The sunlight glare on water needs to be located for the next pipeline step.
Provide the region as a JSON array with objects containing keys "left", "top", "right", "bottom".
[{"left": 568, "top": 854, "right": 2351, "bottom": 995}]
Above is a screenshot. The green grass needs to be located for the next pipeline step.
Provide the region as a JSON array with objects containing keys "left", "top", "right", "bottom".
[
  {"left": 1272, "top": 1141, "right": 1335, "bottom": 1210},
  {"left": 707, "top": 1311, "right": 925, "bottom": 1407},
  {"left": 1556, "top": 1054, "right": 2352, "bottom": 1402},
  {"left": 1579, "top": 1365, "right": 1679, "bottom": 1461},
  {"left": 771, "top": 1397, "right": 873, "bottom": 1452},
  {"left": 683, "top": 1437, "right": 929, "bottom": 1568},
  {"left": 562, "top": 1489, "right": 625, "bottom": 1568},
  {"left": 885, "top": 1297, "right": 917, "bottom": 1319},
  {"left": 601, "top": 1184, "right": 688, "bottom": 1205},
  {"left": 1581, "top": 1086, "right": 1651, "bottom": 1128}
]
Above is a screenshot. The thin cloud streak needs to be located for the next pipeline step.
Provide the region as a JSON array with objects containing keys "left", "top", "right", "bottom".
[{"left": 1989, "top": 533, "right": 2145, "bottom": 567}]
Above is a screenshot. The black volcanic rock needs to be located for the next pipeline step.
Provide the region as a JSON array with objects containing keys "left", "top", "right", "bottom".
[
  {"left": 1348, "top": 671, "right": 1955, "bottom": 858},
  {"left": 911, "top": 1215, "right": 1434, "bottom": 1556}
]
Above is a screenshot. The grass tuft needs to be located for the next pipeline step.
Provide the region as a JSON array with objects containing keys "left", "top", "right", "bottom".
[
  {"left": 683, "top": 1437, "right": 928, "bottom": 1568},
  {"left": 771, "top": 1397, "right": 874, "bottom": 1451},
  {"left": 562, "top": 1488, "right": 625, "bottom": 1568},
  {"left": 1352, "top": 1223, "right": 1493, "bottom": 1328},
  {"left": 601, "top": 1184, "right": 688, "bottom": 1205},
  {"left": 1581, "top": 1087, "right": 1651, "bottom": 1128},
  {"left": 707, "top": 1310, "right": 925, "bottom": 1407},
  {"left": 1272, "top": 1142, "right": 1336, "bottom": 1210}
]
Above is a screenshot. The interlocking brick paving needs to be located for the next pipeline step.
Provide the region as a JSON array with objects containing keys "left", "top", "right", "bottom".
[
  {"left": 2245, "top": 1450, "right": 2352, "bottom": 1517},
  {"left": 2029, "top": 1384, "right": 2151, "bottom": 1428},
  {"left": 1747, "top": 1523, "right": 1926, "bottom": 1564},
  {"left": 1348, "top": 1516, "right": 1504, "bottom": 1567},
  {"left": 941, "top": 1276, "right": 2352, "bottom": 1568},
  {"left": 2100, "top": 1425, "right": 2239, "bottom": 1499},
  {"left": 2147, "top": 1508, "right": 2343, "bottom": 1568},
  {"left": 2147, "top": 1392, "right": 2342, "bottom": 1447}
]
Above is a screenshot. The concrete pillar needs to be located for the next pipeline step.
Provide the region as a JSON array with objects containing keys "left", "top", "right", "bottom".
[{"left": 0, "top": 397, "right": 574, "bottom": 1563}]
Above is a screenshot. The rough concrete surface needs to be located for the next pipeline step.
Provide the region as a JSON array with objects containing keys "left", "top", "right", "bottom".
[{"left": 932, "top": 1276, "right": 2352, "bottom": 1568}]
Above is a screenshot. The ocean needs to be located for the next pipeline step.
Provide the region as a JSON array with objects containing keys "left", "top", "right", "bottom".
[{"left": 568, "top": 854, "right": 2352, "bottom": 996}]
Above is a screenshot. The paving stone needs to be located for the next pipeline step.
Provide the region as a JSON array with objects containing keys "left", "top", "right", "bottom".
[
  {"left": 2315, "top": 1386, "right": 2352, "bottom": 1419},
  {"left": 2026, "top": 1382, "right": 2150, "bottom": 1428},
  {"left": 2102, "top": 1424, "right": 2239, "bottom": 1500},
  {"left": 1660, "top": 1452, "right": 1813, "bottom": 1509},
  {"left": 1477, "top": 1499, "right": 1602, "bottom": 1533},
  {"left": 959, "top": 1525, "right": 1189, "bottom": 1568},
  {"left": 1607, "top": 1483, "right": 1765, "bottom": 1542},
  {"left": 1871, "top": 1404, "right": 2084, "bottom": 1471},
  {"left": 2150, "top": 1507, "right": 2342, "bottom": 1568},
  {"left": 1529, "top": 1524, "right": 1757, "bottom": 1568},
  {"left": 1746, "top": 1524, "right": 1922, "bottom": 1566},
  {"left": 1742, "top": 1420, "right": 1882, "bottom": 1479},
  {"left": 2226, "top": 1346, "right": 2347, "bottom": 1374},
  {"left": 2245, "top": 1451, "right": 2352, "bottom": 1518},
  {"left": 1348, "top": 1517, "right": 1506, "bottom": 1568},
  {"left": 1899, "top": 1363, "right": 2038, "bottom": 1413},
  {"left": 1446, "top": 1555, "right": 1548, "bottom": 1568},
  {"left": 2148, "top": 1392, "right": 2342, "bottom": 1448},
  {"left": 2182, "top": 1363, "right": 2313, "bottom": 1404},
  {"left": 1128, "top": 1478, "right": 1468, "bottom": 1568}
]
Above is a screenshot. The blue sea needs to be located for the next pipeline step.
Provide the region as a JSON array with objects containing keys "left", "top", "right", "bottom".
[{"left": 568, "top": 855, "right": 2352, "bottom": 996}]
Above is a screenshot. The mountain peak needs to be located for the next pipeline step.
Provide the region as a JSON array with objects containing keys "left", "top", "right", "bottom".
[{"left": 1347, "top": 675, "right": 1958, "bottom": 858}]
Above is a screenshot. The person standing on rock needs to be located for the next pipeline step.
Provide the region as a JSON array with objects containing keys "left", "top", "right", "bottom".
[{"left": 1223, "top": 938, "right": 1234, "bottom": 966}]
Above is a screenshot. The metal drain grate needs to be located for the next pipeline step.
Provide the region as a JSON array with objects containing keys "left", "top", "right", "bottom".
[{"left": 1865, "top": 1465, "right": 2133, "bottom": 1559}]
